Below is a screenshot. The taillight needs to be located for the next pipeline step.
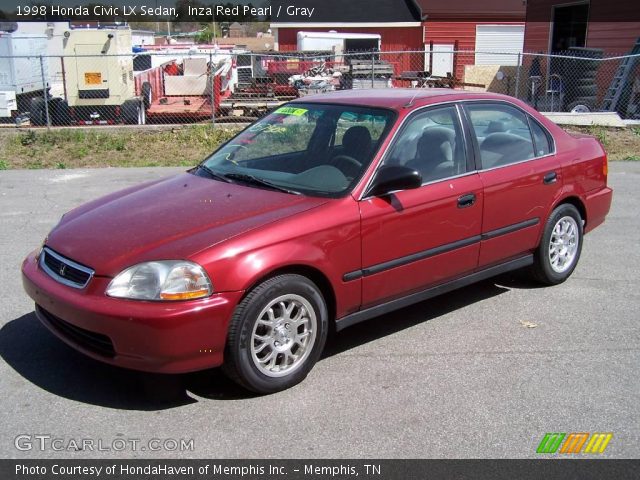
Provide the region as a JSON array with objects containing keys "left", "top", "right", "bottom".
[{"left": 603, "top": 152, "right": 608, "bottom": 181}]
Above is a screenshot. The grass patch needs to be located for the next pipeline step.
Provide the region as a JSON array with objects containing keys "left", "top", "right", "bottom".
[
  {"left": 0, "top": 125, "right": 239, "bottom": 170},
  {"left": 0, "top": 123, "right": 638, "bottom": 170},
  {"left": 567, "top": 126, "right": 640, "bottom": 161},
  {"left": 583, "top": 126, "right": 608, "bottom": 147}
]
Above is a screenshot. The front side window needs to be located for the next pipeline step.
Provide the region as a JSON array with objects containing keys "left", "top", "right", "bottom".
[
  {"left": 466, "top": 103, "right": 535, "bottom": 169},
  {"left": 197, "top": 103, "right": 395, "bottom": 197},
  {"left": 383, "top": 105, "right": 467, "bottom": 183}
]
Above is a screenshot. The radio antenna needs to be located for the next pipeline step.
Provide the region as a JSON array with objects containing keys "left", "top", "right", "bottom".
[{"left": 404, "top": 90, "right": 419, "bottom": 108}]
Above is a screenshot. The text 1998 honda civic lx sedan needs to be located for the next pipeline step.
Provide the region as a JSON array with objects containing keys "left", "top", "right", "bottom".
[{"left": 22, "top": 89, "right": 613, "bottom": 393}]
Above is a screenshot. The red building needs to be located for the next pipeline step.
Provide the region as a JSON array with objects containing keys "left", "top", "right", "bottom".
[
  {"left": 524, "top": 0, "right": 640, "bottom": 55},
  {"left": 420, "top": 0, "right": 525, "bottom": 81},
  {"left": 271, "top": 0, "right": 525, "bottom": 77}
]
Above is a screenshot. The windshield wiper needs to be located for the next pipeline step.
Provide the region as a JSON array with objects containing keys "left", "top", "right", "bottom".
[
  {"left": 224, "top": 173, "right": 301, "bottom": 195},
  {"left": 196, "top": 165, "right": 232, "bottom": 183}
]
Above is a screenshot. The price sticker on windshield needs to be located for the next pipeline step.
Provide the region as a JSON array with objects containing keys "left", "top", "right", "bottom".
[{"left": 275, "top": 107, "right": 308, "bottom": 116}]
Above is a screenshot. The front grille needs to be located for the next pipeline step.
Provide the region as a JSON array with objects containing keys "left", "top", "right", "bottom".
[
  {"left": 39, "top": 247, "right": 94, "bottom": 289},
  {"left": 37, "top": 305, "right": 115, "bottom": 358}
]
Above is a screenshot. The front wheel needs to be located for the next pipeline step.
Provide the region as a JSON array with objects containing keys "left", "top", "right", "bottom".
[
  {"left": 223, "top": 274, "right": 328, "bottom": 394},
  {"left": 531, "top": 204, "right": 583, "bottom": 285}
]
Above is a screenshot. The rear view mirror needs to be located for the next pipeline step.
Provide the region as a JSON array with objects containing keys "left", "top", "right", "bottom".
[{"left": 366, "top": 165, "right": 422, "bottom": 197}]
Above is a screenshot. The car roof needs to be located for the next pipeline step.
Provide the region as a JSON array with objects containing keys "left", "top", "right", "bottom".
[{"left": 291, "top": 88, "right": 508, "bottom": 110}]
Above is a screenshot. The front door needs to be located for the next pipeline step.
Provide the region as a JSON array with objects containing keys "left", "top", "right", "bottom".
[{"left": 359, "top": 104, "right": 483, "bottom": 308}]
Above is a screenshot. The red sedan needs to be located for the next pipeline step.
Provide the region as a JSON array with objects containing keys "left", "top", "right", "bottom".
[{"left": 22, "top": 89, "right": 612, "bottom": 393}]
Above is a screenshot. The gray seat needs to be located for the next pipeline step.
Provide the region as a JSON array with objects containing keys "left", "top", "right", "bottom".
[
  {"left": 342, "top": 126, "right": 372, "bottom": 163},
  {"left": 487, "top": 121, "right": 506, "bottom": 133},
  {"left": 406, "top": 127, "right": 455, "bottom": 182}
]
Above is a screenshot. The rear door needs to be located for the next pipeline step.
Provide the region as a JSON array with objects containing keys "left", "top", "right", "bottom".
[
  {"left": 358, "top": 104, "right": 483, "bottom": 307},
  {"left": 463, "top": 101, "right": 561, "bottom": 267}
]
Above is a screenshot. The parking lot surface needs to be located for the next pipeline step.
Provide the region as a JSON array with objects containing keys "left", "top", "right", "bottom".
[{"left": 0, "top": 163, "right": 638, "bottom": 458}]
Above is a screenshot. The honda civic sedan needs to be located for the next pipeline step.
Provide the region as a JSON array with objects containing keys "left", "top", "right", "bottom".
[{"left": 22, "top": 89, "right": 612, "bottom": 393}]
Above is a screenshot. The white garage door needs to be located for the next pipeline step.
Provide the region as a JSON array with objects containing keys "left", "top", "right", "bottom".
[{"left": 475, "top": 25, "right": 525, "bottom": 66}]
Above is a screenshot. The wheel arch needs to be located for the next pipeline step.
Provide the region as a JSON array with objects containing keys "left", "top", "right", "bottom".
[
  {"left": 554, "top": 195, "right": 587, "bottom": 227},
  {"left": 241, "top": 264, "right": 337, "bottom": 325}
]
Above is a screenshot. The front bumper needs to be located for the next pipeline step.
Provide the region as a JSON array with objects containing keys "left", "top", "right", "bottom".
[{"left": 21, "top": 250, "right": 244, "bottom": 374}]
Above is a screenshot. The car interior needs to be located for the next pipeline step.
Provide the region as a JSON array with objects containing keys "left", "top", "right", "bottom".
[
  {"left": 385, "top": 107, "right": 467, "bottom": 183},
  {"left": 204, "top": 107, "right": 393, "bottom": 195},
  {"left": 202, "top": 103, "right": 548, "bottom": 196},
  {"left": 467, "top": 107, "right": 537, "bottom": 169}
]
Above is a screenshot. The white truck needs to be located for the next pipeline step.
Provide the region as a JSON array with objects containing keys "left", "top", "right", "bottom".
[
  {"left": 0, "top": 32, "right": 49, "bottom": 119},
  {"left": 296, "top": 31, "right": 381, "bottom": 55},
  {"left": 59, "top": 27, "right": 150, "bottom": 125}
]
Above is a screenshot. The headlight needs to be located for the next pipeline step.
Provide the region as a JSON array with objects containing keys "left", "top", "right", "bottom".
[{"left": 106, "top": 261, "right": 212, "bottom": 301}]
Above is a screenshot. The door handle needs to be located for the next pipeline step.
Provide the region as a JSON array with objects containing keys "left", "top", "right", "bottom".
[
  {"left": 543, "top": 171, "right": 557, "bottom": 184},
  {"left": 457, "top": 193, "right": 476, "bottom": 208}
]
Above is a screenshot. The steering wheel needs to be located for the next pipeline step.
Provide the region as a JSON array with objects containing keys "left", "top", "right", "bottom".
[{"left": 330, "top": 155, "right": 362, "bottom": 177}]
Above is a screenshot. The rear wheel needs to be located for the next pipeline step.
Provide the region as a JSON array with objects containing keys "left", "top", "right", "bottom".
[
  {"left": 50, "top": 98, "right": 70, "bottom": 126},
  {"left": 29, "top": 97, "right": 45, "bottom": 126},
  {"left": 141, "top": 82, "right": 152, "bottom": 110},
  {"left": 223, "top": 274, "right": 328, "bottom": 394},
  {"left": 531, "top": 203, "right": 583, "bottom": 285},
  {"left": 122, "top": 99, "right": 146, "bottom": 125}
]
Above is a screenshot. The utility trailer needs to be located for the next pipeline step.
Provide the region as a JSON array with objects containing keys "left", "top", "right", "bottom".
[
  {"left": 57, "top": 27, "right": 149, "bottom": 125},
  {"left": 134, "top": 52, "right": 235, "bottom": 122},
  {"left": 0, "top": 32, "right": 49, "bottom": 120}
]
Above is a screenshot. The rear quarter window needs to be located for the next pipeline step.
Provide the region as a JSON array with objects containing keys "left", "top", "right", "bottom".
[{"left": 529, "top": 119, "right": 553, "bottom": 157}]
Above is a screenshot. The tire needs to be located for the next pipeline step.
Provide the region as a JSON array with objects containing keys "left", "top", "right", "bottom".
[
  {"left": 566, "top": 100, "right": 594, "bottom": 113},
  {"left": 223, "top": 274, "right": 328, "bottom": 394},
  {"left": 573, "top": 85, "right": 597, "bottom": 97},
  {"left": 574, "top": 68, "right": 598, "bottom": 78},
  {"left": 575, "top": 78, "right": 596, "bottom": 87},
  {"left": 531, "top": 204, "right": 583, "bottom": 285},
  {"left": 50, "top": 98, "right": 70, "bottom": 126},
  {"left": 141, "top": 82, "right": 152, "bottom": 110},
  {"left": 139, "top": 101, "right": 146, "bottom": 125},
  {"left": 29, "top": 97, "right": 45, "bottom": 126},
  {"left": 122, "top": 99, "right": 145, "bottom": 125}
]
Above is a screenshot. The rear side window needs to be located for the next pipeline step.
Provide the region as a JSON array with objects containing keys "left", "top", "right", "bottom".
[
  {"left": 530, "top": 119, "right": 552, "bottom": 157},
  {"left": 466, "top": 104, "right": 535, "bottom": 169}
]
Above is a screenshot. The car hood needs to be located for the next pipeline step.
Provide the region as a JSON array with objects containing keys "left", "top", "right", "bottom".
[{"left": 46, "top": 173, "right": 327, "bottom": 276}]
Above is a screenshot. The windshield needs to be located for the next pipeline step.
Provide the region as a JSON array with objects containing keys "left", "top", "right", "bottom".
[{"left": 196, "top": 103, "right": 395, "bottom": 197}]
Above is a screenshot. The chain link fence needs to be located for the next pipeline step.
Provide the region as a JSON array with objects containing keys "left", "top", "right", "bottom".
[{"left": 1, "top": 48, "right": 638, "bottom": 128}]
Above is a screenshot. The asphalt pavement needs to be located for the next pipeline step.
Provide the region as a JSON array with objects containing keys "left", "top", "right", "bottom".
[{"left": 0, "top": 163, "right": 638, "bottom": 458}]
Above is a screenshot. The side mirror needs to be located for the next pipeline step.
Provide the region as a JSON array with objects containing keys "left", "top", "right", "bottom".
[{"left": 366, "top": 165, "right": 422, "bottom": 197}]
